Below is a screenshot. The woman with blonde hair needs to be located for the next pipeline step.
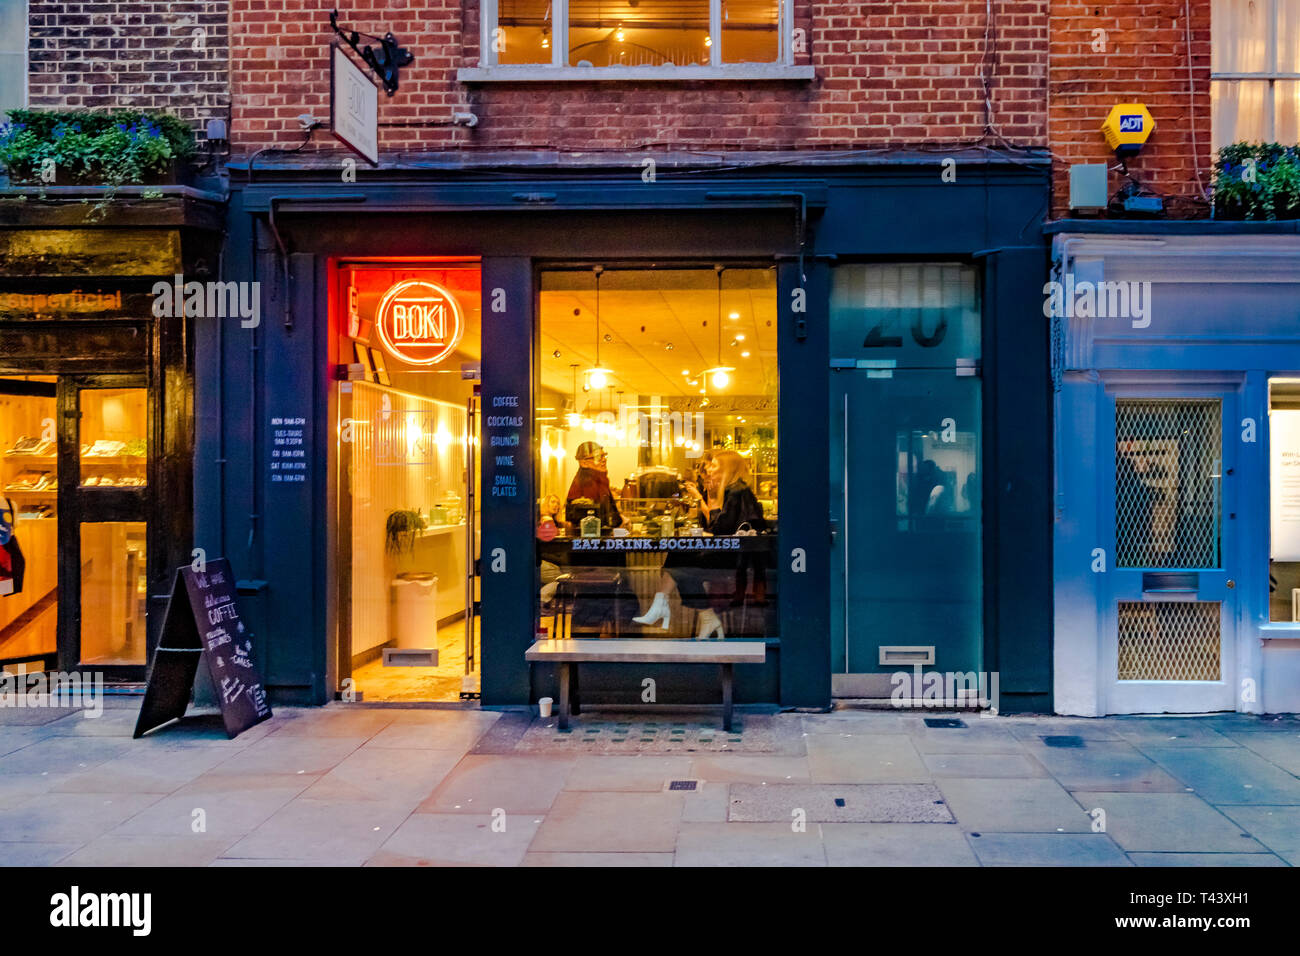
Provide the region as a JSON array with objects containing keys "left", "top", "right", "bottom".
[{"left": 632, "top": 449, "right": 767, "bottom": 639}]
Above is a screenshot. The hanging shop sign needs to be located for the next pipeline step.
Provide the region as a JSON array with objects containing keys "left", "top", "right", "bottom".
[{"left": 375, "top": 279, "right": 464, "bottom": 367}]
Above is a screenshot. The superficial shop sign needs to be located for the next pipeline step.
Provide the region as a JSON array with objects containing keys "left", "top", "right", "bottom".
[{"left": 375, "top": 279, "right": 464, "bottom": 366}]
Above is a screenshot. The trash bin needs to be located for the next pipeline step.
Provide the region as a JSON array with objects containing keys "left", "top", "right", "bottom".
[{"left": 390, "top": 575, "right": 438, "bottom": 649}]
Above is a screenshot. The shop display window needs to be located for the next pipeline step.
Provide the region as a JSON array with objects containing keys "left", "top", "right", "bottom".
[
  {"left": 1269, "top": 379, "right": 1300, "bottom": 621},
  {"left": 0, "top": 379, "right": 58, "bottom": 663},
  {"left": 78, "top": 521, "right": 147, "bottom": 665},
  {"left": 535, "top": 266, "right": 778, "bottom": 642},
  {"left": 78, "top": 388, "right": 147, "bottom": 489}
]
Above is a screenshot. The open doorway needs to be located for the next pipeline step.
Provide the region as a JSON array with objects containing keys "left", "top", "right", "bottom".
[{"left": 334, "top": 262, "right": 482, "bottom": 702}]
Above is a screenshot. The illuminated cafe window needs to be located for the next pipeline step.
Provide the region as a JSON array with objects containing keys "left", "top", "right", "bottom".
[
  {"left": 1211, "top": 0, "right": 1300, "bottom": 148},
  {"left": 481, "top": 0, "right": 794, "bottom": 75},
  {"left": 535, "top": 267, "right": 778, "bottom": 643},
  {"left": 1269, "top": 379, "right": 1300, "bottom": 622}
]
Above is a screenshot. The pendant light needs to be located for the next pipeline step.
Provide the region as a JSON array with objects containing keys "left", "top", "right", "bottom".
[
  {"left": 703, "top": 265, "right": 734, "bottom": 390},
  {"left": 586, "top": 265, "right": 612, "bottom": 391}
]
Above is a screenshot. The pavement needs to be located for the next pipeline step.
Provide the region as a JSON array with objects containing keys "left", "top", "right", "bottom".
[{"left": 1, "top": 698, "right": 1298, "bottom": 866}]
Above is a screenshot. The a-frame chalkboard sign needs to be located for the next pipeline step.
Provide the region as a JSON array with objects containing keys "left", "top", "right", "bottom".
[{"left": 133, "top": 558, "right": 272, "bottom": 739}]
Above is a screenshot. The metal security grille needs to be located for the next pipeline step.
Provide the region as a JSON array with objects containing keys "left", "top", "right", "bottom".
[
  {"left": 1117, "top": 601, "right": 1221, "bottom": 681},
  {"left": 1115, "top": 399, "right": 1222, "bottom": 568}
]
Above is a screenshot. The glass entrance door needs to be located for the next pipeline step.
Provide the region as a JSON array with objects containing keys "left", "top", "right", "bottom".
[
  {"left": 58, "top": 376, "right": 151, "bottom": 674},
  {"left": 828, "top": 263, "right": 984, "bottom": 699},
  {"left": 1103, "top": 391, "right": 1238, "bottom": 713}
]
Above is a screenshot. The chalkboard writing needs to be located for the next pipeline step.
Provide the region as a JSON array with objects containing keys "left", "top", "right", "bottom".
[{"left": 133, "top": 558, "right": 272, "bottom": 739}]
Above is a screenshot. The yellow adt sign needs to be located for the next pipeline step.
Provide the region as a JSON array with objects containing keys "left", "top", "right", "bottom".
[{"left": 1102, "top": 104, "right": 1154, "bottom": 156}]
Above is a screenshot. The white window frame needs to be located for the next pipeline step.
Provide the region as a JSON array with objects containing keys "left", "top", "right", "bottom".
[
  {"left": 1210, "top": 0, "right": 1300, "bottom": 146},
  {"left": 0, "top": 0, "right": 28, "bottom": 113},
  {"left": 460, "top": 0, "right": 812, "bottom": 82}
]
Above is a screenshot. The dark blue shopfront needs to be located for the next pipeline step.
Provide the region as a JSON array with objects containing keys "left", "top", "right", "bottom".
[{"left": 194, "top": 153, "right": 1054, "bottom": 713}]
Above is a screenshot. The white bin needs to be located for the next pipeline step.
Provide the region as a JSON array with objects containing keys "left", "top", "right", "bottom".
[{"left": 390, "top": 576, "right": 438, "bottom": 650}]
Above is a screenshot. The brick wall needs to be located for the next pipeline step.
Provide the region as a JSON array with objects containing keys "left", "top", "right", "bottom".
[
  {"left": 230, "top": 1, "right": 1048, "bottom": 156},
  {"left": 1049, "top": 0, "right": 1212, "bottom": 218},
  {"left": 27, "top": 1, "right": 230, "bottom": 136}
]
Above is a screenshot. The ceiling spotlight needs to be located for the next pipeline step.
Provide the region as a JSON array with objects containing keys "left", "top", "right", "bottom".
[
  {"left": 704, "top": 34, "right": 712, "bottom": 47},
  {"left": 553, "top": 349, "right": 562, "bottom": 358},
  {"left": 735, "top": 333, "right": 745, "bottom": 341},
  {"left": 616, "top": 25, "right": 626, "bottom": 42},
  {"left": 741, "top": 351, "right": 751, "bottom": 358},
  {"left": 681, "top": 369, "right": 690, "bottom": 375},
  {"left": 729, "top": 312, "right": 740, "bottom": 319},
  {"left": 665, "top": 343, "right": 674, "bottom": 350}
]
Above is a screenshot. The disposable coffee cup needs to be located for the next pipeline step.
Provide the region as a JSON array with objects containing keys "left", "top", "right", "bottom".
[{"left": 538, "top": 697, "right": 553, "bottom": 718}]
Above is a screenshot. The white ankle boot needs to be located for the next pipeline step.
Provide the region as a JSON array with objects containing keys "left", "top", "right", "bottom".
[
  {"left": 633, "top": 591, "right": 671, "bottom": 629},
  {"left": 695, "top": 608, "right": 725, "bottom": 640}
]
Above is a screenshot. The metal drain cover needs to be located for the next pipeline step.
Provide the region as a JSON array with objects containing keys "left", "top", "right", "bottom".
[
  {"left": 668, "top": 780, "right": 698, "bottom": 791},
  {"left": 924, "top": 718, "right": 967, "bottom": 729},
  {"left": 1042, "top": 735, "right": 1085, "bottom": 748}
]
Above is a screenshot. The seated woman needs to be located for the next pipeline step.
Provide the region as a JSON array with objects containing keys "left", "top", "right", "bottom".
[{"left": 632, "top": 449, "right": 766, "bottom": 640}]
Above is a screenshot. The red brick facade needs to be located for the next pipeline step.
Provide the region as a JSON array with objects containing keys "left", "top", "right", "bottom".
[
  {"left": 230, "top": 1, "right": 1048, "bottom": 156},
  {"left": 27, "top": 1, "right": 229, "bottom": 136},
  {"left": 1048, "top": 0, "right": 1212, "bottom": 217}
]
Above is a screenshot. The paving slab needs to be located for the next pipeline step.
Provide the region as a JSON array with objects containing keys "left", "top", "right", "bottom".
[
  {"left": 0, "top": 735, "right": 131, "bottom": 775},
  {"left": 563, "top": 755, "right": 693, "bottom": 792},
  {"left": 419, "top": 754, "right": 574, "bottom": 814},
  {"left": 690, "top": 754, "right": 811, "bottom": 784},
  {"left": 674, "top": 822, "right": 826, "bottom": 866},
  {"left": 356, "top": 711, "right": 501, "bottom": 751},
  {"left": 680, "top": 781, "right": 730, "bottom": 822},
  {"left": 300, "top": 746, "right": 462, "bottom": 804},
  {"left": 200, "top": 736, "right": 370, "bottom": 777},
  {"left": 936, "top": 778, "right": 1093, "bottom": 832},
  {"left": 1023, "top": 740, "right": 1186, "bottom": 792},
  {"left": 907, "top": 723, "right": 1024, "bottom": 755},
  {"left": 1128, "top": 852, "right": 1288, "bottom": 867},
  {"left": 0, "top": 791, "right": 163, "bottom": 843},
  {"left": 530, "top": 791, "right": 684, "bottom": 853},
  {"left": 1111, "top": 718, "right": 1239, "bottom": 748},
  {"left": 0, "top": 706, "right": 82, "bottom": 727},
  {"left": 265, "top": 707, "right": 400, "bottom": 739},
  {"left": 522, "top": 852, "right": 675, "bottom": 867},
  {"left": 727, "top": 783, "right": 953, "bottom": 823},
  {"left": 1072, "top": 791, "right": 1265, "bottom": 853},
  {"left": 967, "top": 833, "right": 1131, "bottom": 866},
  {"left": 922, "top": 753, "right": 1046, "bottom": 778},
  {"left": 1217, "top": 806, "right": 1300, "bottom": 852},
  {"left": 112, "top": 776, "right": 313, "bottom": 838},
  {"left": 56, "top": 835, "right": 238, "bottom": 867},
  {"left": 0, "top": 842, "right": 81, "bottom": 866},
  {"left": 35, "top": 710, "right": 141, "bottom": 737},
  {"left": 1142, "top": 746, "right": 1300, "bottom": 805},
  {"left": 806, "top": 733, "right": 931, "bottom": 784},
  {"left": 369, "top": 812, "right": 540, "bottom": 866},
  {"left": 821, "top": 823, "right": 980, "bottom": 866},
  {"left": 1003, "top": 718, "right": 1124, "bottom": 742},
  {"left": 1222, "top": 732, "right": 1300, "bottom": 776},
  {"left": 220, "top": 798, "right": 414, "bottom": 864},
  {"left": 48, "top": 745, "right": 235, "bottom": 794},
  {"left": 799, "top": 712, "right": 912, "bottom": 735}
]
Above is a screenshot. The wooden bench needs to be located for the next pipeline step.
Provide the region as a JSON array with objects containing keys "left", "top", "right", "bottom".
[{"left": 524, "top": 639, "right": 767, "bottom": 732}]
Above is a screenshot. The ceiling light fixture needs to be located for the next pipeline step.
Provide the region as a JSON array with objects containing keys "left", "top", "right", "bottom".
[
  {"left": 586, "top": 266, "right": 612, "bottom": 391},
  {"left": 703, "top": 265, "right": 734, "bottom": 391}
]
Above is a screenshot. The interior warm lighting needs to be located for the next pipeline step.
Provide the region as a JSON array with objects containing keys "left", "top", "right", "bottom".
[
  {"left": 616, "top": 26, "right": 625, "bottom": 42},
  {"left": 735, "top": 333, "right": 745, "bottom": 341},
  {"left": 741, "top": 351, "right": 751, "bottom": 358},
  {"left": 589, "top": 368, "right": 609, "bottom": 389},
  {"left": 711, "top": 368, "right": 731, "bottom": 389},
  {"left": 729, "top": 312, "right": 740, "bottom": 319},
  {"left": 704, "top": 34, "right": 712, "bottom": 46}
]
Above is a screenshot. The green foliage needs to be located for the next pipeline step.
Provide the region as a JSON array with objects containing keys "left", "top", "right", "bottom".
[
  {"left": 0, "top": 108, "right": 195, "bottom": 186},
  {"left": 1214, "top": 142, "right": 1300, "bottom": 220}
]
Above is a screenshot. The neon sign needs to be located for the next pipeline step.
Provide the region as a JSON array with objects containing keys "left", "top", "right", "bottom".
[{"left": 374, "top": 279, "right": 464, "bottom": 366}]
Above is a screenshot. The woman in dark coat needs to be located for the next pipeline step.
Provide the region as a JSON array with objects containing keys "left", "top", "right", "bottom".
[{"left": 632, "top": 450, "right": 765, "bottom": 639}]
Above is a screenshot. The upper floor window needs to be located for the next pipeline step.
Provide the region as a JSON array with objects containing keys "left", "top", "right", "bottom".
[
  {"left": 0, "top": 0, "right": 26, "bottom": 113},
  {"left": 464, "top": 0, "right": 811, "bottom": 81},
  {"left": 1211, "top": 0, "right": 1300, "bottom": 148}
]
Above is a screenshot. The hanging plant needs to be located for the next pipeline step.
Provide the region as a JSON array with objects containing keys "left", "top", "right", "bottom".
[{"left": 385, "top": 509, "right": 426, "bottom": 556}]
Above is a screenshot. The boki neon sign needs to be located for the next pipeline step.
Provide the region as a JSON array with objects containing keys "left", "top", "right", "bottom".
[{"left": 374, "top": 279, "right": 464, "bottom": 366}]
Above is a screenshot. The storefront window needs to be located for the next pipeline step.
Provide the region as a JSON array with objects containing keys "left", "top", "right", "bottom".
[
  {"left": 79, "top": 520, "right": 147, "bottom": 665},
  {"left": 1269, "top": 379, "right": 1300, "bottom": 621},
  {"left": 535, "top": 266, "right": 777, "bottom": 642},
  {"left": 78, "top": 388, "right": 147, "bottom": 488}
]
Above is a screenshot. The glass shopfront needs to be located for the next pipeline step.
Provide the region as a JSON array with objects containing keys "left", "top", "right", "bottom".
[{"left": 533, "top": 266, "right": 778, "bottom": 643}]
